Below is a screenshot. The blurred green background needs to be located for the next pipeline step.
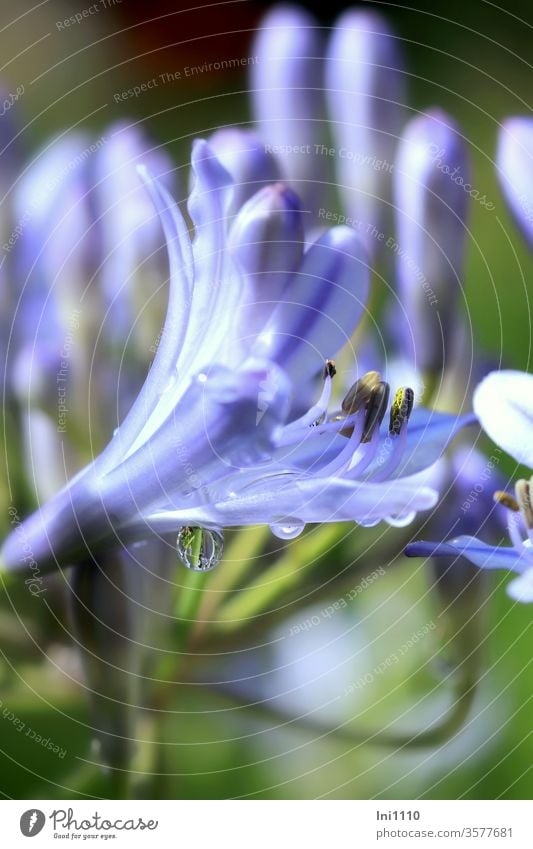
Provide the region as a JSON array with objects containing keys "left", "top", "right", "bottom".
[{"left": 0, "top": 0, "right": 532, "bottom": 799}]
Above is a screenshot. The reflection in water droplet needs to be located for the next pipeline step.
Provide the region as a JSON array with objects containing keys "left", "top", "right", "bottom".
[
  {"left": 269, "top": 519, "right": 305, "bottom": 540},
  {"left": 176, "top": 526, "right": 223, "bottom": 572}
]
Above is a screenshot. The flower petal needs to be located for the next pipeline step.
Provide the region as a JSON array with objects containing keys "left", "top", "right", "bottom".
[
  {"left": 507, "top": 570, "right": 533, "bottom": 603},
  {"left": 146, "top": 475, "right": 438, "bottom": 530},
  {"left": 406, "top": 535, "right": 525, "bottom": 572},
  {"left": 473, "top": 369, "right": 533, "bottom": 467},
  {"left": 362, "top": 409, "right": 477, "bottom": 480},
  {"left": 208, "top": 127, "right": 282, "bottom": 217},
  {"left": 228, "top": 182, "right": 305, "bottom": 351},
  {"left": 99, "top": 167, "right": 194, "bottom": 467},
  {"left": 100, "top": 360, "right": 291, "bottom": 520},
  {"left": 252, "top": 225, "right": 369, "bottom": 382}
]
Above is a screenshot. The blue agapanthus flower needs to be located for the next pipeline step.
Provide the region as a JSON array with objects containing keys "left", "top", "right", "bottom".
[
  {"left": 407, "top": 369, "right": 533, "bottom": 603},
  {"left": 1, "top": 140, "right": 472, "bottom": 575}
]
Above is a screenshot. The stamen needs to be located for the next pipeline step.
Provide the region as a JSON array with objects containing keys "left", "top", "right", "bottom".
[
  {"left": 282, "top": 360, "right": 335, "bottom": 435},
  {"left": 341, "top": 370, "right": 381, "bottom": 414},
  {"left": 493, "top": 490, "right": 520, "bottom": 512},
  {"left": 362, "top": 381, "right": 390, "bottom": 443},
  {"left": 318, "top": 409, "right": 367, "bottom": 477},
  {"left": 389, "top": 387, "right": 414, "bottom": 436},
  {"left": 347, "top": 427, "right": 381, "bottom": 475},
  {"left": 332, "top": 371, "right": 382, "bottom": 438},
  {"left": 507, "top": 510, "right": 525, "bottom": 553},
  {"left": 515, "top": 478, "right": 533, "bottom": 530}
]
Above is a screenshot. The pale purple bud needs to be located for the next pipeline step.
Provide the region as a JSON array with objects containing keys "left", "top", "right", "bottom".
[
  {"left": 208, "top": 128, "right": 282, "bottom": 218},
  {"left": 93, "top": 121, "right": 174, "bottom": 342},
  {"left": 394, "top": 109, "right": 470, "bottom": 371},
  {"left": 497, "top": 117, "right": 533, "bottom": 249},
  {"left": 13, "top": 133, "right": 93, "bottom": 295},
  {"left": 251, "top": 5, "right": 327, "bottom": 215},
  {"left": 325, "top": 11, "right": 406, "bottom": 256}
]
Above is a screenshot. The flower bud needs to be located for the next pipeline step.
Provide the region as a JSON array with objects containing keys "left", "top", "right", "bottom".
[
  {"left": 394, "top": 109, "right": 470, "bottom": 371},
  {"left": 325, "top": 10, "right": 406, "bottom": 256},
  {"left": 251, "top": 5, "right": 327, "bottom": 216},
  {"left": 497, "top": 117, "right": 533, "bottom": 248}
]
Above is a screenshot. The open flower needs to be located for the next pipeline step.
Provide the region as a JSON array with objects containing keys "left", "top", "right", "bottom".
[
  {"left": 1, "top": 140, "right": 472, "bottom": 576},
  {"left": 407, "top": 369, "right": 533, "bottom": 602}
]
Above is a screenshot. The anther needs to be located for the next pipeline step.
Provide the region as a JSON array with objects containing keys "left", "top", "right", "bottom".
[
  {"left": 341, "top": 371, "right": 381, "bottom": 415},
  {"left": 493, "top": 491, "right": 520, "bottom": 512},
  {"left": 515, "top": 479, "right": 533, "bottom": 529},
  {"left": 323, "top": 359, "right": 337, "bottom": 379},
  {"left": 389, "top": 387, "right": 414, "bottom": 436},
  {"left": 362, "top": 381, "right": 390, "bottom": 443}
]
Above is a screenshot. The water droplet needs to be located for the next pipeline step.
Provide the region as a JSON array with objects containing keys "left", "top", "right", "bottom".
[
  {"left": 358, "top": 517, "right": 381, "bottom": 528},
  {"left": 386, "top": 511, "right": 416, "bottom": 528},
  {"left": 176, "top": 526, "right": 223, "bottom": 572},
  {"left": 113, "top": 427, "right": 119, "bottom": 437},
  {"left": 269, "top": 519, "right": 305, "bottom": 540}
]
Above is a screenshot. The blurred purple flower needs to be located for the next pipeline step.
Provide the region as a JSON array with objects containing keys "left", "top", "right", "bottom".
[
  {"left": 8, "top": 122, "right": 173, "bottom": 420},
  {"left": 407, "top": 369, "right": 533, "bottom": 602}
]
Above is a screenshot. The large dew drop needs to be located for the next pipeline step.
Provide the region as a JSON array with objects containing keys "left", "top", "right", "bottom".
[
  {"left": 177, "top": 527, "right": 223, "bottom": 572},
  {"left": 269, "top": 519, "right": 305, "bottom": 540}
]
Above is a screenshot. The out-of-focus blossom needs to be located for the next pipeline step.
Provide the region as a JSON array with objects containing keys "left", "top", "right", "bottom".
[
  {"left": 8, "top": 122, "right": 173, "bottom": 430},
  {"left": 407, "top": 369, "right": 533, "bottom": 602},
  {"left": 1, "top": 140, "right": 473, "bottom": 575},
  {"left": 496, "top": 117, "right": 533, "bottom": 249},
  {"left": 393, "top": 109, "right": 470, "bottom": 372},
  {"left": 94, "top": 121, "right": 172, "bottom": 342},
  {"left": 251, "top": 5, "right": 327, "bottom": 214},
  {"left": 325, "top": 9, "right": 406, "bottom": 255}
]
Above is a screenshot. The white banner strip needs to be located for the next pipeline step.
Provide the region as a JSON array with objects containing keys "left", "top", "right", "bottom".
[{"left": 2, "top": 800, "right": 532, "bottom": 847}]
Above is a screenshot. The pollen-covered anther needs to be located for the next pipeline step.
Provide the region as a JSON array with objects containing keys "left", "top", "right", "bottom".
[
  {"left": 389, "top": 387, "right": 414, "bottom": 436},
  {"left": 323, "top": 359, "right": 337, "bottom": 379},
  {"left": 361, "top": 381, "right": 390, "bottom": 443},
  {"left": 515, "top": 478, "right": 533, "bottom": 529},
  {"left": 493, "top": 490, "right": 520, "bottom": 512}
]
